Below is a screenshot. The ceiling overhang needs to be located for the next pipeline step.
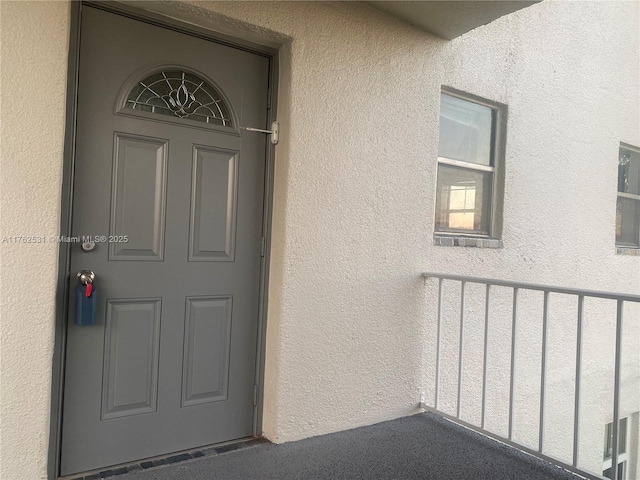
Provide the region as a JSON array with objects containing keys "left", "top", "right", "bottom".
[{"left": 362, "top": 1, "right": 540, "bottom": 40}]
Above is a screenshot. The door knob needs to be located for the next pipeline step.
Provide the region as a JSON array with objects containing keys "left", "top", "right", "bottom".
[{"left": 77, "top": 270, "right": 95, "bottom": 286}]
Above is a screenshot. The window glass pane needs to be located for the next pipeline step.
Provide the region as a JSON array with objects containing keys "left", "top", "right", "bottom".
[
  {"left": 435, "top": 165, "right": 492, "bottom": 234},
  {"left": 619, "top": 417, "right": 627, "bottom": 455},
  {"left": 602, "top": 463, "right": 625, "bottom": 480},
  {"left": 603, "top": 418, "right": 628, "bottom": 461},
  {"left": 616, "top": 197, "right": 640, "bottom": 246},
  {"left": 618, "top": 147, "right": 640, "bottom": 195},
  {"left": 124, "top": 69, "right": 233, "bottom": 127},
  {"left": 439, "top": 93, "right": 493, "bottom": 166},
  {"left": 604, "top": 422, "right": 613, "bottom": 460}
]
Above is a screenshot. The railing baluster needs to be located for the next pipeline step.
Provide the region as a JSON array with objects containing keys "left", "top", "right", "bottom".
[
  {"left": 481, "top": 284, "right": 491, "bottom": 429},
  {"left": 509, "top": 287, "right": 518, "bottom": 441},
  {"left": 611, "top": 300, "right": 623, "bottom": 480},
  {"left": 435, "top": 278, "right": 443, "bottom": 410},
  {"left": 421, "top": 272, "right": 639, "bottom": 480},
  {"left": 457, "top": 281, "right": 466, "bottom": 419},
  {"left": 538, "top": 291, "right": 549, "bottom": 453},
  {"left": 573, "top": 295, "right": 584, "bottom": 467}
]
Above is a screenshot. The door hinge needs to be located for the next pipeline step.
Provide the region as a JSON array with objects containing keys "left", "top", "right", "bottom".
[
  {"left": 261, "top": 236, "right": 266, "bottom": 257},
  {"left": 253, "top": 385, "right": 258, "bottom": 407}
]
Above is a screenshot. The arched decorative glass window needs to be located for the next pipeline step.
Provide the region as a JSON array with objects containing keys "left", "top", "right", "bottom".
[{"left": 123, "top": 69, "right": 233, "bottom": 127}]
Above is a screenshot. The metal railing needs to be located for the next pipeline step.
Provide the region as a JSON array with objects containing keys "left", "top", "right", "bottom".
[{"left": 421, "top": 272, "right": 640, "bottom": 480}]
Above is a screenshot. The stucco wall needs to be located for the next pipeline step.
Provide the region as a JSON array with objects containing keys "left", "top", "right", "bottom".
[
  {"left": 159, "top": 0, "right": 640, "bottom": 450},
  {"left": 127, "top": 0, "right": 640, "bottom": 476},
  {"left": 0, "top": 2, "right": 70, "bottom": 479},
  {"left": 0, "top": 1, "right": 638, "bottom": 479}
]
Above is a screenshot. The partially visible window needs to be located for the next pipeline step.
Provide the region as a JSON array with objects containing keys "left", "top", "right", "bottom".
[
  {"left": 616, "top": 144, "right": 640, "bottom": 247},
  {"left": 435, "top": 91, "right": 505, "bottom": 239},
  {"left": 603, "top": 417, "right": 628, "bottom": 479}
]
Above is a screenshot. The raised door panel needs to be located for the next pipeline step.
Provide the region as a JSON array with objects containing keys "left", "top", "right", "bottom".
[
  {"left": 181, "top": 296, "right": 232, "bottom": 407},
  {"left": 109, "top": 133, "right": 168, "bottom": 261},
  {"left": 189, "top": 146, "right": 238, "bottom": 262},
  {"left": 102, "top": 298, "right": 161, "bottom": 419}
]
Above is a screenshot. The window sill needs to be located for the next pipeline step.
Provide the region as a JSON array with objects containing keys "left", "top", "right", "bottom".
[
  {"left": 433, "top": 235, "right": 503, "bottom": 249},
  {"left": 616, "top": 247, "right": 640, "bottom": 256}
]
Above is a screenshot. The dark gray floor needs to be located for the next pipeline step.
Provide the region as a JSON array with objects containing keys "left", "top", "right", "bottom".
[{"left": 116, "top": 412, "right": 581, "bottom": 480}]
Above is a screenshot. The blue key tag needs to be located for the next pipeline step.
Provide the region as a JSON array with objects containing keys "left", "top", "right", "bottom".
[{"left": 75, "top": 281, "right": 97, "bottom": 326}]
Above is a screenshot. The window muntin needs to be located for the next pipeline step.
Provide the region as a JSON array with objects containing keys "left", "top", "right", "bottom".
[
  {"left": 435, "top": 91, "right": 500, "bottom": 237},
  {"left": 616, "top": 145, "right": 640, "bottom": 247},
  {"left": 124, "top": 69, "right": 233, "bottom": 127}
]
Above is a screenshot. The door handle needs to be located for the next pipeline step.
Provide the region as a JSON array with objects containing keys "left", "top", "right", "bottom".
[{"left": 77, "top": 270, "right": 95, "bottom": 285}]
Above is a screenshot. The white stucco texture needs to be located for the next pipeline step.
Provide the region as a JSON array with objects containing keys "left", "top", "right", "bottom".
[
  {"left": 158, "top": 0, "right": 639, "bottom": 446},
  {"left": 0, "top": 1, "right": 638, "bottom": 479},
  {"left": 0, "top": 2, "right": 70, "bottom": 479}
]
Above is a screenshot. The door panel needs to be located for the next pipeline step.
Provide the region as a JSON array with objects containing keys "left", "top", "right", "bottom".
[
  {"left": 60, "top": 6, "right": 269, "bottom": 475},
  {"left": 110, "top": 133, "right": 168, "bottom": 261},
  {"left": 102, "top": 298, "right": 162, "bottom": 419},
  {"left": 181, "top": 296, "right": 233, "bottom": 407},
  {"left": 189, "top": 147, "right": 239, "bottom": 261}
]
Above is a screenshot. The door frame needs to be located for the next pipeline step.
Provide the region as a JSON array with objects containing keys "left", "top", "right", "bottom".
[{"left": 48, "top": 2, "right": 279, "bottom": 477}]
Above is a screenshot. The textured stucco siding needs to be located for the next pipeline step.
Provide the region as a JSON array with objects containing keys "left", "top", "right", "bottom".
[
  {"left": 0, "top": 2, "right": 70, "bottom": 480},
  {"left": 0, "top": 1, "right": 638, "bottom": 479},
  {"left": 158, "top": 0, "right": 640, "bottom": 460}
]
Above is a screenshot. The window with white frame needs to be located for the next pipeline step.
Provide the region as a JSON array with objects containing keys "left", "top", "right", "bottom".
[
  {"left": 435, "top": 90, "right": 505, "bottom": 238},
  {"left": 603, "top": 417, "right": 629, "bottom": 480},
  {"left": 616, "top": 144, "right": 640, "bottom": 248}
]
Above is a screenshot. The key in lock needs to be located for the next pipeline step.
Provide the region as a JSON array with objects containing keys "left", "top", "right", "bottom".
[{"left": 75, "top": 270, "right": 97, "bottom": 326}]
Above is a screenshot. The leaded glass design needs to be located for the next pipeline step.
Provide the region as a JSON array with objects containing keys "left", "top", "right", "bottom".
[{"left": 125, "top": 70, "right": 233, "bottom": 127}]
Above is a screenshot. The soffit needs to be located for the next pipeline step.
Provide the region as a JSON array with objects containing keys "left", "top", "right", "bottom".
[{"left": 361, "top": 1, "right": 539, "bottom": 40}]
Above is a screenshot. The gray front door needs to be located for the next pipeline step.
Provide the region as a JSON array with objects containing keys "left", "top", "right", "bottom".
[{"left": 60, "top": 6, "right": 270, "bottom": 475}]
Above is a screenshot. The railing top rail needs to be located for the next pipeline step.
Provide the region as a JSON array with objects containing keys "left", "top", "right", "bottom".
[{"left": 422, "top": 272, "right": 640, "bottom": 303}]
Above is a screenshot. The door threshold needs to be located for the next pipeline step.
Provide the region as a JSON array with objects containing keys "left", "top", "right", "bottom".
[{"left": 60, "top": 436, "right": 270, "bottom": 480}]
